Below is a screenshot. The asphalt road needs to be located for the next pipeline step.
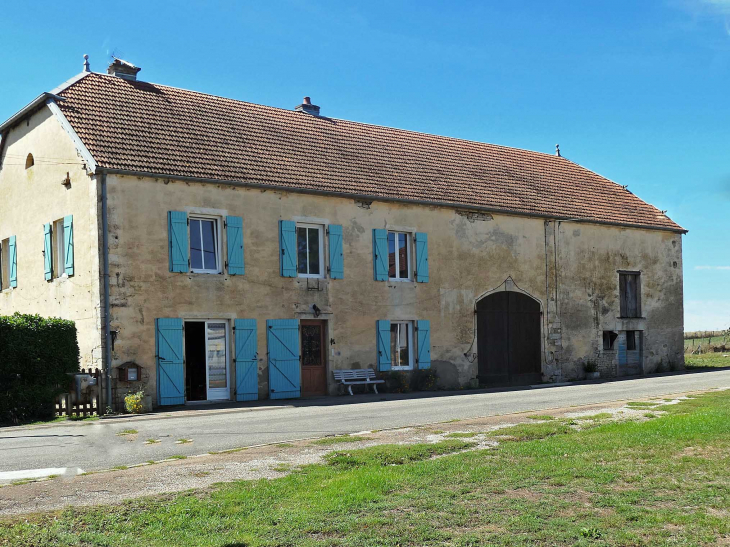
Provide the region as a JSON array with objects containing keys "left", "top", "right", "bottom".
[{"left": 1, "top": 369, "right": 729, "bottom": 481}]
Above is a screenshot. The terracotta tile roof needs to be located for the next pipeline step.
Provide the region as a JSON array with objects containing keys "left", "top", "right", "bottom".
[{"left": 57, "top": 73, "right": 684, "bottom": 232}]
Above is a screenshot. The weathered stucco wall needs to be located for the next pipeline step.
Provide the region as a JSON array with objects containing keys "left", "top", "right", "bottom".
[
  {"left": 105, "top": 174, "right": 684, "bottom": 405},
  {"left": 0, "top": 107, "right": 102, "bottom": 369}
]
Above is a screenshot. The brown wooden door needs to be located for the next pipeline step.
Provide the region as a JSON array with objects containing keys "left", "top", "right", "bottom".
[{"left": 300, "top": 320, "right": 327, "bottom": 396}]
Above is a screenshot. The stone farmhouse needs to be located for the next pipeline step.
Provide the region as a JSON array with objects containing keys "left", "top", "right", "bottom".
[{"left": 0, "top": 58, "right": 685, "bottom": 409}]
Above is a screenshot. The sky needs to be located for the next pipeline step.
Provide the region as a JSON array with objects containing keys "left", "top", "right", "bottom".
[{"left": 0, "top": 0, "right": 728, "bottom": 331}]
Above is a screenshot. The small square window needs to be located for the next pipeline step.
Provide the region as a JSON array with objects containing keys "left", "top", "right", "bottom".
[
  {"left": 189, "top": 216, "right": 220, "bottom": 273},
  {"left": 296, "top": 224, "right": 324, "bottom": 278},
  {"left": 388, "top": 231, "right": 411, "bottom": 281},
  {"left": 390, "top": 321, "right": 414, "bottom": 370},
  {"left": 603, "top": 331, "right": 618, "bottom": 350}
]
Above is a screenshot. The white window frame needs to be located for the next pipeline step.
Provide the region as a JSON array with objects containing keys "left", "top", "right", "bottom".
[
  {"left": 388, "top": 230, "right": 412, "bottom": 282},
  {"left": 189, "top": 215, "right": 222, "bottom": 274},
  {"left": 391, "top": 320, "right": 414, "bottom": 370},
  {"left": 296, "top": 222, "right": 325, "bottom": 279},
  {"left": 52, "top": 218, "right": 66, "bottom": 280}
]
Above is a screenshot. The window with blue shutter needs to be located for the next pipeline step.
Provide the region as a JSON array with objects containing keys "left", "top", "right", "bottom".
[
  {"left": 226, "top": 216, "right": 245, "bottom": 275},
  {"left": 168, "top": 211, "right": 189, "bottom": 273},
  {"left": 43, "top": 223, "right": 53, "bottom": 281},
  {"left": 415, "top": 232, "right": 429, "bottom": 283},
  {"left": 416, "top": 320, "right": 431, "bottom": 369},
  {"left": 234, "top": 319, "right": 258, "bottom": 401},
  {"left": 372, "top": 229, "right": 388, "bottom": 281},
  {"left": 267, "top": 319, "right": 300, "bottom": 399},
  {"left": 155, "top": 318, "right": 185, "bottom": 405},
  {"left": 9, "top": 236, "right": 17, "bottom": 288},
  {"left": 328, "top": 224, "right": 344, "bottom": 279},
  {"left": 279, "top": 220, "right": 297, "bottom": 278},
  {"left": 376, "top": 319, "right": 391, "bottom": 371},
  {"left": 64, "top": 215, "right": 74, "bottom": 276}
]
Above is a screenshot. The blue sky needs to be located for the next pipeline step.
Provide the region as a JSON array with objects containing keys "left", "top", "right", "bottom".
[{"left": 1, "top": 1, "right": 728, "bottom": 331}]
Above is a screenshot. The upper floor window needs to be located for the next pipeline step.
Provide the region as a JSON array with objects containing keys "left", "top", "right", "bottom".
[
  {"left": 388, "top": 231, "right": 411, "bottom": 281},
  {"left": 52, "top": 218, "right": 65, "bottom": 279},
  {"left": 190, "top": 216, "right": 220, "bottom": 273},
  {"left": 296, "top": 223, "right": 324, "bottom": 278},
  {"left": 619, "top": 272, "right": 641, "bottom": 318},
  {"left": 25, "top": 153, "right": 34, "bottom": 169},
  {"left": 0, "top": 239, "right": 7, "bottom": 290}
]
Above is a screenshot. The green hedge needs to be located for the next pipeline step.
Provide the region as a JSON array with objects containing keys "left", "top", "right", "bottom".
[{"left": 0, "top": 313, "right": 80, "bottom": 424}]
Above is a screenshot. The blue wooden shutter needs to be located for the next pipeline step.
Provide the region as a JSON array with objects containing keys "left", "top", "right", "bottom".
[
  {"left": 155, "top": 318, "right": 185, "bottom": 405},
  {"left": 415, "top": 232, "right": 429, "bottom": 283},
  {"left": 279, "top": 220, "right": 297, "bottom": 278},
  {"left": 168, "top": 211, "right": 188, "bottom": 273},
  {"left": 267, "top": 319, "right": 300, "bottom": 399},
  {"left": 9, "top": 236, "right": 17, "bottom": 288},
  {"left": 226, "top": 215, "right": 245, "bottom": 275},
  {"left": 43, "top": 223, "right": 53, "bottom": 281},
  {"left": 617, "top": 332, "right": 628, "bottom": 368},
  {"left": 376, "top": 320, "right": 391, "bottom": 371},
  {"left": 416, "top": 320, "right": 431, "bottom": 369},
  {"left": 372, "top": 229, "right": 388, "bottom": 281},
  {"left": 328, "top": 224, "right": 344, "bottom": 279},
  {"left": 234, "top": 319, "right": 258, "bottom": 401},
  {"left": 64, "top": 215, "right": 74, "bottom": 276}
]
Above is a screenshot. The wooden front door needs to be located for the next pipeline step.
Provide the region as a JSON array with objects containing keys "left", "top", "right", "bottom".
[{"left": 300, "top": 320, "right": 327, "bottom": 396}]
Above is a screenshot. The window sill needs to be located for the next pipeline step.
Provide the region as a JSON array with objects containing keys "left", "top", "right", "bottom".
[{"left": 298, "top": 274, "right": 325, "bottom": 280}]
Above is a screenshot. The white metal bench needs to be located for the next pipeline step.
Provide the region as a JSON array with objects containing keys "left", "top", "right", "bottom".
[{"left": 333, "top": 369, "right": 385, "bottom": 395}]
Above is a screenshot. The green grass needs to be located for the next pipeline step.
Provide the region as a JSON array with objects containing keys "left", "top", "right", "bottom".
[
  {"left": 2, "top": 391, "right": 729, "bottom": 546},
  {"left": 444, "top": 431, "right": 479, "bottom": 438},
  {"left": 527, "top": 414, "right": 555, "bottom": 421},
  {"left": 487, "top": 420, "right": 575, "bottom": 441},
  {"left": 168, "top": 455, "right": 186, "bottom": 460},
  {"left": 625, "top": 401, "right": 660, "bottom": 409},
  {"left": 574, "top": 412, "right": 613, "bottom": 421},
  {"left": 309, "top": 435, "right": 373, "bottom": 446},
  {"left": 116, "top": 429, "right": 137, "bottom": 436},
  {"left": 685, "top": 352, "right": 730, "bottom": 369}
]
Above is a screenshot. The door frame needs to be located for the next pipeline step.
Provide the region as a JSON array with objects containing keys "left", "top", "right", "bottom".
[
  {"left": 300, "top": 319, "right": 328, "bottom": 396},
  {"left": 183, "top": 319, "right": 232, "bottom": 402}
]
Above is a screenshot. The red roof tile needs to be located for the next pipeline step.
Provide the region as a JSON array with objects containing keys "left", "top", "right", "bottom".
[{"left": 57, "top": 73, "right": 684, "bottom": 232}]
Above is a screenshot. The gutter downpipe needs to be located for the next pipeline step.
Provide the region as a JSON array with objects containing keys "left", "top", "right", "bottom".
[{"left": 101, "top": 170, "right": 113, "bottom": 411}]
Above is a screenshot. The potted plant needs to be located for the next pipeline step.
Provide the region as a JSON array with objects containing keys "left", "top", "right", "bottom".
[{"left": 584, "top": 361, "right": 600, "bottom": 380}]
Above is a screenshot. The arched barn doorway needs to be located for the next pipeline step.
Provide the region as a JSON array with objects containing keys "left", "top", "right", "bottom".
[{"left": 476, "top": 291, "right": 542, "bottom": 386}]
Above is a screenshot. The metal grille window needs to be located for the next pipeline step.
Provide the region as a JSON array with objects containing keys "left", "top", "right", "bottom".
[
  {"left": 296, "top": 224, "right": 323, "bottom": 278},
  {"left": 388, "top": 231, "right": 411, "bottom": 281},
  {"left": 619, "top": 272, "right": 641, "bottom": 318},
  {"left": 190, "top": 217, "right": 220, "bottom": 273},
  {"left": 390, "top": 321, "right": 413, "bottom": 370}
]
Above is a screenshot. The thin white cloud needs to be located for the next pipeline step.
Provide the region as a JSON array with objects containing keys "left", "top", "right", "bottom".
[{"left": 694, "top": 265, "right": 730, "bottom": 270}]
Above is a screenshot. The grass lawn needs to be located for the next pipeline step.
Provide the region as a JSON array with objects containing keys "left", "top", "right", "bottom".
[
  {"left": 1, "top": 392, "right": 729, "bottom": 546},
  {"left": 685, "top": 353, "right": 730, "bottom": 369}
]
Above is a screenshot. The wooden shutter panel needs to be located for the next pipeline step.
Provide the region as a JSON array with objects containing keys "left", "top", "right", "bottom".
[
  {"left": 328, "top": 224, "right": 344, "bottom": 279},
  {"left": 414, "top": 232, "right": 429, "bottom": 283},
  {"left": 267, "top": 319, "right": 300, "bottom": 399},
  {"left": 376, "top": 320, "right": 391, "bottom": 371},
  {"left": 279, "top": 220, "right": 297, "bottom": 278},
  {"left": 43, "top": 223, "right": 53, "bottom": 281},
  {"left": 416, "top": 320, "right": 431, "bottom": 369},
  {"left": 619, "top": 274, "right": 627, "bottom": 317},
  {"left": 155, "top": 318, "right": 185, "bottom": 405},
  {"left": 167, "top": 211, "right": 189, "bottom": 273},
  {"left": 64, "top": 215, "right": 74, "bottom": 276},
  {"left": 226, "top": 215, "right": 245, "bottom": 275},
  {"left": 234, "top": 319, "right": 258, "bottom": 401},
  {"left": 9, "top": 235, "right": 17, "bottom": 288},
  {"left": 372, "top": 229, "right": 388, "bottom": 281}
]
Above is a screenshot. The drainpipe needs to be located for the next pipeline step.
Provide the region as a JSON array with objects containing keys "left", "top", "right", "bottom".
[{"left": 101, "top": 171, "right": 113, "bottom": 411}]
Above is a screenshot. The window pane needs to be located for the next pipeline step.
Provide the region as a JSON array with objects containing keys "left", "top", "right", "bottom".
[
  {"left": 388, "top": 232, "right": 396, "bottom": 278},
  {"left": 55, "top": 221, "right": 65, "bottom": 278},
  {"left": 308, "top": 228, "right": 320, "bottom": 275},
  {"left": 201, "top": 220, "right": 217, "bottom": 270},
  {"left": 190, "top": 219, "right": 203, "bottom": 270},
  {"left": 297, "top": 227, "right": 308, "bottom": 274},
  {"left": 398, "top": 233, "right": 408, "bottom": 279},
  {"left": 390, "top": 323, "right": 410, "bottom": 368},
  {"left": 207, "top": 323, "right": 227, "bottom": 389}
]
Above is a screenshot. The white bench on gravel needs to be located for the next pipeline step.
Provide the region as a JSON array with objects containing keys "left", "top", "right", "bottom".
[{"left": 333, "top": 369, "right": 385, "bottom": 395}]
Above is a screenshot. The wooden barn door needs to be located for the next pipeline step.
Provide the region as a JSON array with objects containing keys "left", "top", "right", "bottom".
[{"left": 477, "top": 291, "right": 542, "bottom": 386}]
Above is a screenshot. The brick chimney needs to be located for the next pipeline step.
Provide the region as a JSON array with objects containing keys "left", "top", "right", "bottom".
[
  {"left": 295, "top": 97, "right": 320, "bottom": 116},
  {"left": 107, "top": 58, "right": 141, "bottom": 81}
]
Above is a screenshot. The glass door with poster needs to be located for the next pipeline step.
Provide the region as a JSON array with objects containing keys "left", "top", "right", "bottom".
[{"left": 205, "top": 321, "right": 230, "bottom": 400}]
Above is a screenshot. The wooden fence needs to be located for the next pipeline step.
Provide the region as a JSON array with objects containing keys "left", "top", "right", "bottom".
[{"left": 55, "top": 368, "right": 102, "bottom": 417}]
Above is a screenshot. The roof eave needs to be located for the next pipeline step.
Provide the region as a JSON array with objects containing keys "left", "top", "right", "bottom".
[
  {"left": 98, "top": 167, "right": 687, "bottom": 234},
  {"left": 0, "top": 92, "right": 66, "bottom": 134}
]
